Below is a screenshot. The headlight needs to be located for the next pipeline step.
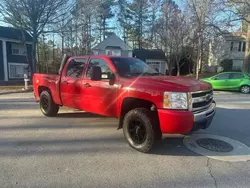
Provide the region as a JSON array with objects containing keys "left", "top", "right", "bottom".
[{"left": 163, "top": 92, "right": 188, "bottom": 109}]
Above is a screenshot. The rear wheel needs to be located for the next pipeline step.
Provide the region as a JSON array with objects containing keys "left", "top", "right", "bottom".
[
  {"left": 123, "top": 108, "right": 159, "bottom": 153},
  {"left": 240, "top": 85, "right": 250, "bottom": 94},
  {"left": 40, "top": 90, "right": 59, "bottom": 117}
]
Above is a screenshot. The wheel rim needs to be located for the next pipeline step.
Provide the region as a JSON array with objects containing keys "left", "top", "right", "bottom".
[
  {"left": 128, "top": 118, "right": 147, "bottom": 145},
  {"left": 241, "top": 86, "right": 250, "bottom": 93},
  {"left": 41, "top": 96, "right": 49, "bottom": 112}
]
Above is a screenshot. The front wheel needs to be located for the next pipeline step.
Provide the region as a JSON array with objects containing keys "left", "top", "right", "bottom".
[
  {"left": 240, "top": 85, "right": 250, "bottom": 94},
  {"left": 40, "top": 90, "right": 59, "bottom": 117},
  {"left": 123, "top": 108, "right": 156, "bottom": 153}
]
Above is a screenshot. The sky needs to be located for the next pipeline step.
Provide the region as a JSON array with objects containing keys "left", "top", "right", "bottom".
[{"left": 0, "top": 0, "right": 241, "bottom": 47}]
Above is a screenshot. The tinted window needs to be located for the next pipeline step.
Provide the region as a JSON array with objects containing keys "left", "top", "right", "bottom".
[
  {"left": 66, "top": 58, "right": 86, "bottom": 78},
  {"left": 111, "top": 57, "right": 160, "bottom": 77},
  {"left": 86, "top": 58, "right": 112, "bottom": 79},
  {"left": 215, "top": 73, "right": 230, "bottom": 80},
  {"left": 230, "top": 73, "right": 244, "bottom": 79}
]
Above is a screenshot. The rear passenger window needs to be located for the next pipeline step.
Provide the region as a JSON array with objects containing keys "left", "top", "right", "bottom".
[
  {"left": 230, "top": 73, "right": 244, "bottom": 79},
  {"left": 66, "top": 58, "right": 86, "bottom": 78}
]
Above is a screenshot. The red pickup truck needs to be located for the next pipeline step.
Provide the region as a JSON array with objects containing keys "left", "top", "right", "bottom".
[{"left": 33, "top": 55, "right": 216, "bottom": 153}]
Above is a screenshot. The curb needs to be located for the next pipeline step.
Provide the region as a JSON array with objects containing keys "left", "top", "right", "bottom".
[{"left": 0, "top": 89, "right": 33, "bottom": 95}]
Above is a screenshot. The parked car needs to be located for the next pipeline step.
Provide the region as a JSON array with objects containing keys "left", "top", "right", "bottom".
[
  {"left": 202, "top": 72, "right": 250, "bottom": 94},
  {"left": 33, "top": 55, "right": 216, "bottom": 153}
]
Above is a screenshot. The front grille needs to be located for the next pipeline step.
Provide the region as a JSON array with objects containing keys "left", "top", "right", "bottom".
[
  {"left": 192, "top": 90, "right": 213, "bottom": 98},
  {"left": 191, "top": 90, "right": 213, "bottom": 112},
  {"left": 193, "top": 98, "right": 213, "bottom": 108}
]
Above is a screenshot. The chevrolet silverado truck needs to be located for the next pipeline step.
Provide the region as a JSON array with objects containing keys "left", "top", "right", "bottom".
[{"left": 33, "top": 55, "right": 216, "bottom": 153}]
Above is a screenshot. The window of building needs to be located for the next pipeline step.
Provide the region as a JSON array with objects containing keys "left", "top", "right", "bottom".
[
  {"left": 106, "top": 50, "right": 112, "bottom": 56},
  {"left": 238, "top": 42, "right": 242, "bottom": 52},
  {"left": 147, "top": 62, "right": 161, "bottom": 72},
  {"left": 66, "top": 58, "right": 86, "bottom": 78},
  {"left": 8, "top": 63, "right": 27, "bottom": 79},
  {"left": 12, "top": 43, "right": 26, "bottom": 55},
  {"left": 230, "top": 42, "right": 234, "bottom": 51},
  {"left": 242, "top": 42, "right": 246, "bottom": 52},
  {"left": 86, "top": 58, "right": 112, "bottom": 79},
  {"left": 105, "top": 49, "right": 121, "bottom": 56}
]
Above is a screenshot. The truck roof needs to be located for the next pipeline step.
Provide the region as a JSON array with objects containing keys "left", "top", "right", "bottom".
[{"left": 68, "top": 55, "right": 135, "bottom": 59}]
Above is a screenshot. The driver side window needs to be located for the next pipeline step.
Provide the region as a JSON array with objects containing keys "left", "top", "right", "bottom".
[
  {"left": 86, "top": 58, "right": 112, "bottom": 80},
  {"left": 214, "top": 73, "right": 230, "bottom": 80}
]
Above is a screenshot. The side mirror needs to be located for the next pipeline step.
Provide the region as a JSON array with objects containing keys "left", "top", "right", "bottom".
[
  {"left": 108, "top": 72, "right": 115, "bottom": 80},
  {"left": 91, "top": 66, "right": 102, "bottom": 81}
]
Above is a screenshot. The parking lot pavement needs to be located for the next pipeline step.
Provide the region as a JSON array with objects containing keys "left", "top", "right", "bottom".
[{"left": 0, "top": 92, "right": 250, "bottom": 188}]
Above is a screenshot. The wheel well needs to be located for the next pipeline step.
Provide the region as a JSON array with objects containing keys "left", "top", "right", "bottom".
[
  {"left": 38, "top": 86, "right": 51, "bottom": 96},
  {"left": 118, "top": 98, "right": 158, "bottom": 129}
]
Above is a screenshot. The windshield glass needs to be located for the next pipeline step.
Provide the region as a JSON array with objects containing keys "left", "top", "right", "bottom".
[{"left": 110, "top": 57, "right": 162, "bottom": 77}]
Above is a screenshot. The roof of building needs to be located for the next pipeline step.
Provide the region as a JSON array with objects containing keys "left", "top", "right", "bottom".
[
  {"left": 0, "top": 26, "right": 33, "bottom": 42},
  {"left": 133, "top": 49, "right": 166, "bottom": 61},
  {"left": 93, "top": 33, "right": 132, "bottom": 51}
]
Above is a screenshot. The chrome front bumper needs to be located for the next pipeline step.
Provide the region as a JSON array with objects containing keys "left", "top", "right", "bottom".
[{"left": 192, "top": 101, "right": 216, "bottom": 131}]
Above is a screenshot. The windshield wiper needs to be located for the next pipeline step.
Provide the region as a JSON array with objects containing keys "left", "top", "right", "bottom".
[{"left": 142, "top": 72, "right": 164, "bottom": 76}]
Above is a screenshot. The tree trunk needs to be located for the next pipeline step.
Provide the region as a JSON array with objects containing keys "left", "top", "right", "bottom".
[
  {"left": 243, "top": 23, "right": 250, "bottom": 73},
  {"left": 103, "top": 18, "right": 106, "bottom": 41},
  {"left": 176, "top": 56, "right": 180, "bottom": 76},
  {"left": 52, "top": 34, "right": 55, "bottom": 65},
  {"left": 37, "top": 43, "right": 40, "bottom": 72},
  {"left": 32, "top": 37, "right": 37, "bottom": 74},
  {"left": 196, "top": 33, "right": 202, "bottom": 80},
  {"left": 61, "top": 34, "right": 64, "bottom": 56}
]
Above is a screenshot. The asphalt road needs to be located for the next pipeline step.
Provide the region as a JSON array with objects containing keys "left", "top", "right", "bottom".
[{"left": 0, "top": 91, "right": 250, "bottom": 188}]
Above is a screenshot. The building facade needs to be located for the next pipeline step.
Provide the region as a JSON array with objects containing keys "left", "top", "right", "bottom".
[
  {"left": 92, "top": 33, "right": 133, "bottom": 57},
  {"left": 222, "top": 32, "right": 247, "bottom": 71},
  {"left": 0, "top": 26, "right": 33, "bottom": 84},
  {"left": 133, "top": 49, "right": 167, "bottom": 74}
]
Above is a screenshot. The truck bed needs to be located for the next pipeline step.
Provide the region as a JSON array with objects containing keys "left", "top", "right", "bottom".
[{"left": 33, "top": 73, "right": 62, "bottom": 105}]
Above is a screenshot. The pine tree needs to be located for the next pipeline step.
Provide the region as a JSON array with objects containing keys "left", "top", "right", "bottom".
[
  {"left": 117, "top": 0, "right": 133, "bottom": 43},
  {"left": 129, "top": 0, "right": 149, "bottom": 49},
  {"left": 97, "top": 0, "right": 115, "bottom": 41}
]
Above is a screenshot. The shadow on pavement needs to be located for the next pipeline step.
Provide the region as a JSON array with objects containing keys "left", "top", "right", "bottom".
[
  {"left": 0, "top": 107, "right": 249, "bottom": 157},
  {"left": 151, "top": 136, "right": 199, "bottom": 156},
  {"left": 0, "top": 122, "right": 119, "bottom": 130},
  {"left": 0, "top": 136, "right": 195, "bottom": 157}
]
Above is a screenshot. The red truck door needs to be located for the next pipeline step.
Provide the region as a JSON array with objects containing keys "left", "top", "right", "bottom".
[
  {"left": 60, "top": 57, "right": 87, "bottom": 109},
  {"left": 81, "top": 58, "right": 118, "bottom": 117}
]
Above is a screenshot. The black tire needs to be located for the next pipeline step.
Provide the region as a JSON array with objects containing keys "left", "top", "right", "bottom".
[
  {"left": 40, "top": 90, "right": 59, "bottom": 117},
  {"left": 240, "top": 85, "right": 250, "bottom": 94},
  {"left": 123, "top": 108, "right": 158, "bottom": 153}
]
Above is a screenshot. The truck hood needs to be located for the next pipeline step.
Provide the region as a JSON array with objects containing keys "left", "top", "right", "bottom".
[{"left": 122, "top": 76, "right": 212, "bottom": 92}]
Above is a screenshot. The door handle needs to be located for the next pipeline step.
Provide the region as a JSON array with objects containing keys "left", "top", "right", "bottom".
[
  {"left": 83, "top": 83, "right": 91, "bottom": 88},
  {"left": 62, "top": 81, "right": 68, "bottom": 85}
]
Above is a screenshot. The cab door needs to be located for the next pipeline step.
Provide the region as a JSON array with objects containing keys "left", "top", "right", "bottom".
[
  {"left": 210, "top": 73, "right": 230, "bottom": 90},
  {"left": 81, "top": 57, "right": 118, "bottom": 117},
  {"left": 60, "top": 58, "right": 87, "bottom": 109},
  {"left": 228, "top": 73, "right": 245, "bottom": 89}
]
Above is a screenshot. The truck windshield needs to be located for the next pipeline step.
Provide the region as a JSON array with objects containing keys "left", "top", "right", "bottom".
[{"left": 110, "top": 57, "right": 163, "bottom": 78}]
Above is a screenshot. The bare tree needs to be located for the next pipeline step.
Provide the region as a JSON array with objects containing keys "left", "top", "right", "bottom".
[
  {"left": 155, "top": 0, "right": 189, "bottom": 75},
  {"left": 0, "top": 0, "right": 69, "bottom": 73},
  {"left": 148, "top": 0, "right": 160, "bottom": 47}
]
